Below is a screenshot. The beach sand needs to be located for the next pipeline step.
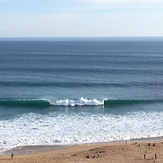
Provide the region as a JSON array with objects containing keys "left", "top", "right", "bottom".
[{"left": 1, "top": 139, "right": 163, "bottom": 163}]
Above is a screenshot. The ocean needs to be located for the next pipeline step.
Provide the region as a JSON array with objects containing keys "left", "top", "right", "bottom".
[{"left": 0, "top": 38, "right": 163, "bottom": 153}]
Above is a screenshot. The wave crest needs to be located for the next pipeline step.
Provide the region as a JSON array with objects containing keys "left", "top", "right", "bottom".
[
  {"left": 0, "top": 98, "right": 163, "bottom": 107},
  {"left": 0, "top": 98, "right": 104, "bottom": 107},
  {"left": 49, "top": 97, "right": 104, "bottom": 106}
]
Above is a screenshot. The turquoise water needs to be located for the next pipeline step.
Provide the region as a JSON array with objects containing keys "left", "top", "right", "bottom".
[{"left": 0, "top": 38, "right": 163, "bottom": 152}]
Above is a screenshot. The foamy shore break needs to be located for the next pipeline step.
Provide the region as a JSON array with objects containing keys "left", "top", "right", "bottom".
[{"left": 1, "top": 137, "right": 163, "bottom": 163}]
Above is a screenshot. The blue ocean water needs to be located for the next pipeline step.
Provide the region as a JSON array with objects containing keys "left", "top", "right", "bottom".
[{"left": 0, "top": 38, "right": 163, "bottom": 152}]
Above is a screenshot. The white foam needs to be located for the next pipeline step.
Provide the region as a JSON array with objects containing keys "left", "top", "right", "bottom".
[
  {"left": 45, "top": 97, "right": 104, "bottom": 106},
  {"left": 0, "top": 111, "right": 163, "bottom": 153}
]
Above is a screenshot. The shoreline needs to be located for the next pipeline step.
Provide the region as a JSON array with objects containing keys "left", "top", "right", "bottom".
[
  {"left": 1, "top": 136, "right": 163, "bottom": 155},
  {"left": 1, "top": 137, "right": 163, "bottom": 163}
]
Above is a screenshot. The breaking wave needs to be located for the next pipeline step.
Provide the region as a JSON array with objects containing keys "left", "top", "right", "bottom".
[{"left": 0, "top": 98, "right": 163, "bottom": 107}]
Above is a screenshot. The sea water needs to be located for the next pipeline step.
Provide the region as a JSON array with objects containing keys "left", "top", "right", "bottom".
[{"left": 0, "top": 38, "right": 163, "bottom": 152}]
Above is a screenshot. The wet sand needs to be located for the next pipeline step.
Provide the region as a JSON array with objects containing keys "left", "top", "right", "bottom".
[{"left": 1, "top": 138, "right": 163, "bottom": 163}]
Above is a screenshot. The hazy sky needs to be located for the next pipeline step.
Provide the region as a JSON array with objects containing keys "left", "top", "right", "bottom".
[{"left": 0, "top": 0, "right": 163, "bottom": 37}]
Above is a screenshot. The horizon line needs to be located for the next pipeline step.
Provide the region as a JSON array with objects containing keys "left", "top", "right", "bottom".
[{"left": 0, "top": 36, "right": 163, "bottom": 41}]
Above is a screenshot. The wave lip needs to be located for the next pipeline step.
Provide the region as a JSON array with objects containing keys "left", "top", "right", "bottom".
[{"left": 47, "top": 97, "right": 104, "bottom": 106}]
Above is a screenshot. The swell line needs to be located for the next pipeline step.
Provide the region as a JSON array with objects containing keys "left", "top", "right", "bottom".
[
  {"left": 104, "top": 99, "right": 163, "bottom": 107},
  {"left": 0, "top": 99, "right": 50, "bottom": 107},
  {"left": 0, "top": 98, "right": 163, "bottom": 108},
  {"left": 1, "top": 81, "right": 163, "bottom": 88}
]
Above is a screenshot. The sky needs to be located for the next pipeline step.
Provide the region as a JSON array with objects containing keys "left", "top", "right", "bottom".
[{"left": 0, "top": 0, "right": 163, "bottom": 37}]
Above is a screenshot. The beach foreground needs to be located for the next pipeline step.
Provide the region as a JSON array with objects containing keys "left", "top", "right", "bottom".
[{"left": 1, "top": 141, "right": 163, "bottom": 163}]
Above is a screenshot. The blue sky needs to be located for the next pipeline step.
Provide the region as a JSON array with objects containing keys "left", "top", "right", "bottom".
[{"left": 0, "top": 0, "right": 163, "bottom": 37}]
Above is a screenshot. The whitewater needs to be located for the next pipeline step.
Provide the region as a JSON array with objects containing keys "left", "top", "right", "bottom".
[{"left": 1, "top": 107, "right": 163, "bottom": 153}]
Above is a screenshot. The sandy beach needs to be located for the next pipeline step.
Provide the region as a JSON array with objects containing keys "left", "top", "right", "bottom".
[{"left": 1, "top": 139, "right": 163, "bottom": 163}]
